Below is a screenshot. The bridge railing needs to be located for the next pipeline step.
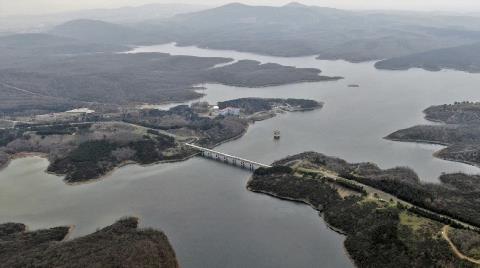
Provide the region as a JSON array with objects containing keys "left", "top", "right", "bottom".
[{"left": 185, "top": 143, "right": 271, "bottom": 171}]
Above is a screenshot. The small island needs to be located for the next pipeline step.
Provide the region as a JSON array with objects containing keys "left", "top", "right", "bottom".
[
  {"left": 0, "top": 217, "right": 179, "bottom": 268},
  {"left": 386, "top": 101, "right": 480, "bottom": 167},
  {"left": 204, "top": 60, "right": 342, "bottom": 87},
  {"left": 0, "top": 98, "right": 323, "bottom": 183},
  {"left": 248, "top": 152, "right": 480, "bottom": 267}
]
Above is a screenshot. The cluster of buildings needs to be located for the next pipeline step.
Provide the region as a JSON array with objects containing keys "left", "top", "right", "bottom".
[
  {"left": 217, "top": 106, "right": 241, "bottom": 116},
  {"left": 188, "top": 100, "right": 242, "bottom": 117},
  {"left": 32, "top": 108, "right": 96, "bottom": 123},
  {"left": 206, "top": 104, "right": 240, "bottom": 117}
]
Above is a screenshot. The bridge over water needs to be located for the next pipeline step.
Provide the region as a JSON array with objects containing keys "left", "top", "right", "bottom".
[{"left": 185, "top": 143, "right": 271, "bottom": 171}]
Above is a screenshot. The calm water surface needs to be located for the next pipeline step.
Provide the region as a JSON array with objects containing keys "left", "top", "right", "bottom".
[
  {"left": 2, "top": 43, "right": 480, "bottom": 268},
  {"left": 130, "top": 43, "right": 480, "bottom": 181}
]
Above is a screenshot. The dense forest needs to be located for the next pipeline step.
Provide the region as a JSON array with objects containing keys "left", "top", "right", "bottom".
[
  {"left": 386, "top": 102, "right": 480, "bottom": 168},
  {"left": 0, "top": 34, "right": 337, "bottom": 116},
  {"left": 248, "top": 166, "right": 475, "bottom": 268},
  {"left": 218, "top": 98, "right": 322, "bottom": 114},
  {"left": 274, "top": 151, "right": 480, "bottom": 227},
  {"left": 375, "top": 42, "right": 480, "bottom": 73},
  {"left": 44, "top": 3, "right": 480, "bottom": 64},
  {"left": 0, "top": 96, "right": 320, "bottom": 183},
  {"left": 124, "top": 105, "right": 249, "bottom": 148},
  {"left": 0, "top": 120, "right": 194, "bottom": 183},
  {"left": 0, "top": 217, "right": 178, "bottom": 268}
]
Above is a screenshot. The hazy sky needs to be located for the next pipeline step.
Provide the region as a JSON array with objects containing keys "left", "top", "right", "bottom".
[{"left": 2, "top": 0, "right": 480, "bottom": 16}]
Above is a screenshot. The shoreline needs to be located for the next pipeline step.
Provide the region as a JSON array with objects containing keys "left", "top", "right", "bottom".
[
  {"left": 433, "top": 152, "right": 480, "bottom": 170},
  {"left": 246, "top": 186, "right": 348, "bottom": 235},
  {"left": 0, "top": 99, "right": 320, "bottom": 184},
  {"left": 385, "top": 137, "right": 480, "bottom": 171},
  {"left": 0, "top": 152, "right": 49, "bottom": 172},
  {"left": 245, "top": 177, "right": 355, "bottom": 265},
  {"left": 245, "top": 176, "right": 348, "bottom": 236},
  {"left": 383, "top": 137, "right": 452, "bottom": 147},
  {"left": 205, "top": 125, "right": 250, "bottom": 149},
  {"left": 206, "top": 77, "right": 343, "bottom": 90},
  {"left": 62, "top": 152, "right": 200, "bottom": 186},
  {"left": 0, "top": 127, "right": 250, "bottom": 186},
  {"left": 385, "top": 111, "right": 480, "bottom": 171}
]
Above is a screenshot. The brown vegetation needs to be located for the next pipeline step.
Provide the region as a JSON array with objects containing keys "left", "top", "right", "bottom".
[
  {"left": 248, "top": 164, "right": 475, "bottom": 267},
  {"left": 0, "top": 217, "right": 179, "bottom": 268},
  {"left": 274, "top": 151, "right": 480, "bottom": 227},
  {"left": 386, "top": 102, "right": 480, "bottom": 167}
]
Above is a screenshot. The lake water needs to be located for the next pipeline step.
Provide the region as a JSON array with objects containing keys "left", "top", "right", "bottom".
[
  {"left": 2, "top": 43, "right": 480, "bottom": 268},
  {"left": 130, "top": 43, "right": 480, "bottom": 181}
]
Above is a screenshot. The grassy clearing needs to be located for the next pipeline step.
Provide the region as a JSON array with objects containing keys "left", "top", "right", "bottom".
[{"left": 400, "top": 211, "right": 433, "bottom": 232}]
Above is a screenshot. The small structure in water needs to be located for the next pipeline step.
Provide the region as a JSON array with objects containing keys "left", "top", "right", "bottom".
[{"left": 274, "top": 130, "right": 281, "bottom": 140}]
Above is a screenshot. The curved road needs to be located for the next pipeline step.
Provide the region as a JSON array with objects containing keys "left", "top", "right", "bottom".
[{"left": 442, "top": 225, "right": 480, "bottom": 265}]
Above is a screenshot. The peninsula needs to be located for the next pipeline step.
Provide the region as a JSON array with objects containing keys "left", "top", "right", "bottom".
[
  {"left": 0, "top": 98, "right": 323, "bottom": 183},
  {"left": 386, "top": 102, "right": 480, "bottom": 168},
  {"left": 248, "top": 152, "right": 480, "bottom": 267}
]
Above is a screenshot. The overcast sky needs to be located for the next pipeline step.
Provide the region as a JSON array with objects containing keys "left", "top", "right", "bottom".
[{"left": 2, "top": 0, "right": 480, "bottom": 16}]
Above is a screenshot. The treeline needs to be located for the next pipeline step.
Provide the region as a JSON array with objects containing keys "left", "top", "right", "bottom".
[
  {"left": 324, "top": 176, "right": 368, "bottom": 196},
  {"left": 0, "top": 217, "right": 179, "bottom": 267},
  {"left": 0, "top": 128, "right": 23, "bottom": 147},
  {"left": 274, "top": 151, "right": 480, "bottom": 228},
  {"left": 218, "top": 97, "right": 321, "bottom": 114},
  {"left": 386, "top": 101, "right": 480, "bottom": 168},
  {"left": 342, "top": 172, "right": 480, "bottom": 228},
  {"left": 31, "top": 123, "right": 92, "bottom": 136},
  {"left": 407, "top": 206, "right": 467, "bottom": 230},
  {"left": 249, "top": 168, "right": 473, "bottom": 267},
  {"left": 48, "top": 134, "right": 179, "bottom": 183},
  {"left": 295, "top": 168, "right": 368, "bottom": 195},
  {"left": 249, "top": 170, "right": 341, "bottom": 210},
  {"left": 0, "top": 42, "right": 336, "bottom": 116},
  {"left": 254, "top": 166, "right": 293, "bottom": 176},
  {"left": 127, "top": 105, "right": 249, "bottom": 149}
]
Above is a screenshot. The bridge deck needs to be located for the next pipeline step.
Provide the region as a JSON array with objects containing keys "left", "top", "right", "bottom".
[{"left": 185, "top": 143, "right": 271, "bottom": 169}]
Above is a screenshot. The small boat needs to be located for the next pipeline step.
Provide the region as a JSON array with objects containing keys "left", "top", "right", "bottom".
[{"left": 274, "top": 130, "right": 281, "bottom": 139}]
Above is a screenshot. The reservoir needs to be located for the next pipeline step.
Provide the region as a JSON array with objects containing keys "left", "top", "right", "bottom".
[{"left": 2, "top": 43, "right": 480, "bottom": 267}]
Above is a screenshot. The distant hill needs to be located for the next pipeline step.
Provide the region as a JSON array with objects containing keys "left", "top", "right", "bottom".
[
  {"left": 375, "top": 42, "right": 480, "bottom": 73},
  {"left": 0, "top": 33, "right": 123, "bottom": 51},
  {"left": 42, "top": 3, "right": 480, "bottom": 62},
  {"left": 49, "top": 19, "right": 161, "bottom": 45},
  {"left": 0, "top": 3, "right": 208, "bottom": 33},
  {"left": 0, "top": 33, "right": 127, "bottom": 67},
  {"left": 55, "top": 3, "right": 208, "bottom": 23},
  {"left": 0, "top": 33, "right": 75, "bottom": 48},
  {"left": 133, "top": 2, "right": 480, "bottom": 61}
]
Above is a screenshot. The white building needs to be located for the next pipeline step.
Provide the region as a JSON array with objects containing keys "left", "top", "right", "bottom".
[
  {"left": 219, "top": 107, "right": 241, "bottom": 116},
  {"left": 66, "top": 108, "right": 95, "bottom": 114}
]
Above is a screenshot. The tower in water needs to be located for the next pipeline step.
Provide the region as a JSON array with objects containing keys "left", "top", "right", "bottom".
[{"left": 274, "top": 130, "right": 281, "bottom": 140}]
